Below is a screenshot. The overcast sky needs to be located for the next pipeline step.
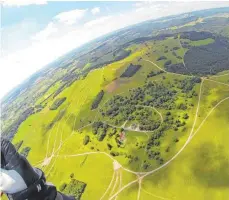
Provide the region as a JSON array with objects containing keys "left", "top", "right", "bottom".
[{"left": 1, "top": 1, "right": 229, "bottom": 99}]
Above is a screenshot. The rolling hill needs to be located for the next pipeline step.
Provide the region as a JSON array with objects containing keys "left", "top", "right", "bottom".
[{"left": 1, "top": 7, "right": 229, "bottom": 200}]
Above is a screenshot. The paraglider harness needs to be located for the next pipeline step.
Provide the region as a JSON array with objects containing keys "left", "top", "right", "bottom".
[{"left": 6, "top": 169, "right": 57, "bottom": 200}]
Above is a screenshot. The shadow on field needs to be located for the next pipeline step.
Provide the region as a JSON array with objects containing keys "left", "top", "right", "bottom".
[
  {"left": 65, "top": 100, "right": 96, "bottom": 132},
  {"left": 43, "top": 109, "right": 66, "bottom": 135},
  {"left": 191, "top": 142, "right": 229, "bottom": 188}
]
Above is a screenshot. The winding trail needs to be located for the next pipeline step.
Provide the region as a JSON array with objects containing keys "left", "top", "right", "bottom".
[
  {"left": 33, "top": 53, "right": 229, "bottom": 200},
  {"left": 107, "top": 79, "right": 205, "bottom": 200},
  {"left": 109, "top": 80, "right": 229, "bottom": 200},
  {"left": 143, "top": 59, "right": 193, "bottom": 78},
  {"left": 100, "top": 170, "right": 116, "bottom": 200},
  {"left": 42, "top": 66, "right": 106, "bottom": 176},
  {"left": 110, "top": 171, "right": 119, "bottom": 197},
  {"left": 206, "top": 78, "right": 229, "bottom": 87},
  {"left": 137, "top": 177, "right": 142, "bottom": 200}
]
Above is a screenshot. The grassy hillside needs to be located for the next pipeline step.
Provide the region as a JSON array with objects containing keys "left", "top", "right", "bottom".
[{"left": 2, "top": 9, "right": 229, "bottom": 200}]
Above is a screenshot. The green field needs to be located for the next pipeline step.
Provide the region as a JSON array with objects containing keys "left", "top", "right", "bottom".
[
  {"left": 10, "top": 37, "right": 229, "bottom": 199},
  {"left": 2, "top": 10, "right": 229, "bottom": 200}
]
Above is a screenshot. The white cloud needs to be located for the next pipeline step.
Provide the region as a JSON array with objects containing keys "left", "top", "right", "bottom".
[
  {"left": 32, "top": 22, "right": 58, "bottom": 41},
  {"left": 91, "top": 7, "right": 100, "bottom": 15},
  {"left": 84, "top": 16, "right": 112, "bottom": 28},
  {"left": 3, "top": 0, "right": 47, "bottom": 7},
  {"left": 54, "top": 9, "right": 88, "bottom": 25}
]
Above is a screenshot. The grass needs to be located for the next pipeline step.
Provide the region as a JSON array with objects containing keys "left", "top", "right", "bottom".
[
  {"left": 170, "top": 18, "right": 204, "bottom": 30},
  {"left": 12, "top": 38, "right": 229, "bottom": 200},
  {"left": 141, "top": 78, "right": 229, "bottom": 200},
  {"left": 187, "top": 38, "right": 215, "bottom": 46}
]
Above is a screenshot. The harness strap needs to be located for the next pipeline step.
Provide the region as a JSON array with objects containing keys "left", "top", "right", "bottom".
[
  {"left": 6, "top": 169, "right": 53, "bottom": 200},
  {"left": 7, "top": 178, "right": 46, "bottom": 200}
]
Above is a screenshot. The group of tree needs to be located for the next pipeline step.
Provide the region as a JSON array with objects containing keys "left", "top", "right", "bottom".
[
  {"left": 157, "top": 56, "right": 167, "bottom": 61},
  {"left": 180, "top": 31, "right": 214, "bottom": 41},
  {"left": 92, "top": 121, "right": 109, "bottom": 142},
  {"left": 50, "top": 97, "right": 66, "bottom": 110},
  {"left": 120, "top": 63, "right": 142, "bottom": 78},
  {"left": 45, "top": 109, "right": 66, "bottom": 132},
  {"left": 59, "top": 174, "right": 87, "bottom": 200},
  {"left": 147, "top": 70, "right": 164, "bottom": 78},
  {"left": 177, "top": 77, "right": 201, "bottom": 93},
  {"left": 113, "top": 49, "right": 131, "bottom": 61},
  {"left": 91, "top": 90, "right": 104, "bottom": 110}
]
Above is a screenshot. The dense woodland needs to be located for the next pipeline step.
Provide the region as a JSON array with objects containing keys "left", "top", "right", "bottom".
[
  {"left": 180, "top": 31, "right": 214, "bottom": 41},
  {"left": 165, "top": 31, "right": 229, "bottom": 75},
  {"left": 184, "top": 37, "right": 229, "bottom": 75},
  {"left": 120, "top": 63, "right": 142, "bottom": 78}
]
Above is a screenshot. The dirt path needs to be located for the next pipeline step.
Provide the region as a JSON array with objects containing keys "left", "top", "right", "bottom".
[
  {"left": 100, "top": 170, "right": 116, "bottom": 200},
  {"left": 143, "top": 59, "right": 193, "bottom": 78},
  {"left": 37, "top": 55, "right": 229, "bottom": 200},
  {"left": 109, "top": 81, "right": 229, "bottom": 200},
  {"left": 107, "top": 79, "right": 205, "bottom": 200},
  {"left": 206, "top": 78, "right": 229, "bottom": 87}
]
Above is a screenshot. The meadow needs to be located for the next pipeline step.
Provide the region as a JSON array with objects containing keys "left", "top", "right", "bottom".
[{"left": 10, "top": 31, "right": 229, "bottom": 200}]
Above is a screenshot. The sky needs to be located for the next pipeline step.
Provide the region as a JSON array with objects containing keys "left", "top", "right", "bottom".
[{"left": 1, "top": 1, "right": 229, "bottom": 99}]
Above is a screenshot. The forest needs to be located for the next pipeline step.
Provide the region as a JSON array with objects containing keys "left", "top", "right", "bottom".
[
  {"left": 120, "top": 63, "right": 142, "bottom": 78},
  {"left": 184, "top": 37, "right": 229, "bottom": 75}
]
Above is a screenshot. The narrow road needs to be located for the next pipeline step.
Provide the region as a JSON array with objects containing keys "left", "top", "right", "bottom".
[
  {"left": 37, "top": 56, "right": 229, "bottom": 200},
  {"left": 108, "top": 79, "right": 205, "bottom": 200},
  {"left": 143, "top": 59, "right": 193, "bottom": 78}
]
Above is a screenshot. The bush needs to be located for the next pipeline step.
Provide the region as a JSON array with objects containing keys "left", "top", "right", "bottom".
[
  {"left": 110, "top": 151, "right": 119, "bottom": 157},
  {"left": 178, "top": 103, "right": 187, "bottom": 110},
  {"left": 164, "top": 60, "right": 172, "bottom": 67},
  {"left": 107, "top": 143, "right": 113, "bottom": 150},
  {"left": 183, "top": 113, "right": 189, "bottom": 119},
  {"left": 70, "top": 173, "right": 74, "bottom": 179},
  {"left": 83, "top": 136, "right": 90, "bottom": 145},
  {"left": 157, "top": 56, "right": 167, "bottom": 61},
  {"left": 174, "top": 138, "right": 179, "bottom": 143},
  {"left": 173, "top": 47, "right": 180, "bottom": 50},
  {"left": 97, "top": 132, "right": 106, "bottom": 141},
  {"left": 166, "top": 111, "right": 171, "bottom": 116}
]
